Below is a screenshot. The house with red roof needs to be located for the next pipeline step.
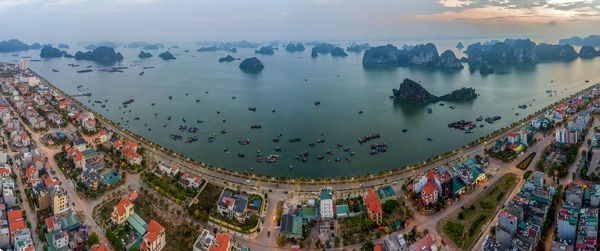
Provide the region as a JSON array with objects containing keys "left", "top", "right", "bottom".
[
  {"left": 91, "top": 244, "right": 107, "bottom": 251},
  {"left": 181, "top": 172, "right": 202, "bottom": 188},
  {"left": 7, "top": 210, "right": 26, "bottom": 238},
  {"left": 364, "top": 188, "right": 382, "bottom": 225},
  {"left": 421, "top": 181, "right": 439, "bottom": 206},
  {"left": 97, "top": 129, "right": 113, "bottom": 143},
  {"left": 507, "top": 132, "right": 520, "bottom": 144},
  {"left": 140, "top": 220, "right": 166, "bottom": 251},
  {"left": 66, "top": 148, "right": 85, "bottom": 168},
  {"left": 111, "top": 198, "right": 134, "bottom": 225},
  {"left": 26, "top": 166, "right": 37, "bottom": 182},
  {"left": 209, "top": 233, "right": 231, "bottom": 251},
  {"left": 114, "top": 140, "right": 142, "bottom": 165}
]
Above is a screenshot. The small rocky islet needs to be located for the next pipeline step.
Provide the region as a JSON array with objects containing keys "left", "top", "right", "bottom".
[
  {"left": 392, "top": 78, "right": 477, "bottom": 103},
  {"left": 239, "top": 57, "right": 264, "bottom": 73},
  {"left": 218, "top": 55, "right": 236, "bottom": 63},
  {"left": 138, "top": 51, "right": 153, "bottom": 59},
  {"left": 158, "top": 51, "right": 176, "bottom": 60}
]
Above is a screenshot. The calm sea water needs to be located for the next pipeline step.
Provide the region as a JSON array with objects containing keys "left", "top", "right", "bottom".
[{"left": 2, "top": 39, "right": 599, "bottom": 178}]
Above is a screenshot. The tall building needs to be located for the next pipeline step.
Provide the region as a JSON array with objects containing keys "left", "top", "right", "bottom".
[
  {"left": 51, "top": 189, "right": 68, "bottom": 215},
  {"left": 319, "top": 188, "right": 334, "bottom": 219},
  {"left": 18, "top": 60, "right": 27, "bottom": 72}
]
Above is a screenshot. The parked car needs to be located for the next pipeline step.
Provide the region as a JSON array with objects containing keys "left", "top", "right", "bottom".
[{"left": 267, "top": 231, "right": 270, "bottom": 237}]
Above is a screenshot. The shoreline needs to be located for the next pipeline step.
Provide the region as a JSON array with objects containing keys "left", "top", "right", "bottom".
[{"left": 30, "top": 69, "right": 598, "bottom": 184}]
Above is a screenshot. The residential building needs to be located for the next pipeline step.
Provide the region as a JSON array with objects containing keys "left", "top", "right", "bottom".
[
  {"left": 216, "top": 190, "right": 248, "bottom": 223},
  {"left": 408, "top": 234, "right": 437, "bottom": 251},
  {"left": 181, "top": 172, "right": 202, "bottom": 188},
  {"left": 364, "top": 188, "right": 383, "bottom": 225},
  {"left": 319, "top": 188, "right": 334, "bottom": 219},
  {"left": 158, "top": 163, "right": 179, "bottom": 177},
  {"left": 383, "top": 232, "right": 408, "bottom": 251},
  {"left": 193, "top": 229, "right": 215, "bottom": 251},
  {"left": 140, "top": 220, "right": 166, "bottom": 251},
  {"left": 209, "top": 233, "right": 231, "bottom": 251},
  {"left": 51, "top": 189, "right": 68, "bottom": 215},
  {"left": 111, "top": 198, "right": 134, "bottom": 225}
]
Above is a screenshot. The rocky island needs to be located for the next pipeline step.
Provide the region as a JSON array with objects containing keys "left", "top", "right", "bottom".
[
  {"left": 0, "top": 39, "right": 42, "bottom": 52},
  {"left": 239, "top": 57, "right": 264, "bottom": 73},
  {"left": 138, "top": 51, "right": 153, "bottom": 59},
  {"left": 559, "top": 35, "right": 600, "bottom": 47},
  {"left": 456, "top": 42, "right": 464, "bottom": 49},
  {"left": 285, "top": 43, "right": 305, "bottom": 52},
  {"left": 158, "top": 51, "right": 175, "bottom": 60},
  {"left": 255, "top": 46, "right": 275, "bottom": 55},
  {"left": 362, "top": 43, "right": 463, "bottom": 69},
  {"left": 346, "top": 43, "right": 370, "bottom": 53},
  {"left": 464, "top": 39, "right": 578, "bottom": 73},
  {"left": 311, "top": 43, "right": 347, "bottom": 57},
  {"left": 40, "top": 46, "right": 68, "bottom": 58},
  {"left": 392, "top": 78, "right": 477, "bottom": 103},
  {"left": 218, "top": 55, "right": 235, "bottom": 63},
  {"left": 578, "top": 46, "right": 598, "bottom": 59},
  {"left": 74, "top": 46, "right": 124, "bottom": 64}
]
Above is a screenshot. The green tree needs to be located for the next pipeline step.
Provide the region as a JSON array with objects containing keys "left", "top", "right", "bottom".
[
  {"left": 87, "top": 232, "right": 100, "bottom": 247},
  {"left": 278, "top": 235, "right": 287, "bottom": 247},
  {"left": 361, "top": 240, "right": 375, "bottom": 251},
  {"left": 129, "top": 245, "right": 140, "bottom": 251},
  {"left": 334, "top": 236, "right": 341, "bottom": 247}
]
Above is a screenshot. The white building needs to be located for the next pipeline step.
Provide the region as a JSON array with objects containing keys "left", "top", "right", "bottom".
[{"left": 319, "top": 188, "right": 334, "bottom": 219}]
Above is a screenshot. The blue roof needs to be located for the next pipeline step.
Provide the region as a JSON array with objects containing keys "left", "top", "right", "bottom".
[{"left": 253, "top": 199, "right": 259, "bottom": 207}]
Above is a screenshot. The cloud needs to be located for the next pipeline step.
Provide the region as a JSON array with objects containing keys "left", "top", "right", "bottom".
[
  {"left": 0, "top": 0, "right": 34, "bottom": 11},
  {"left": 409, "top": 0, "right": 600, "bottom": 24},
  {"left": 438, "top": 0, "right": 475, "bottom": 8}
]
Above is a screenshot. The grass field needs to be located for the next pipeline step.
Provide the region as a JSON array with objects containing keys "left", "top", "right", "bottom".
[
  {"left": 516, "top": 152, "right": 536, "bottom": 170},
  {"left": 442, "top": 174, "right": 517, "bottom": 250}
]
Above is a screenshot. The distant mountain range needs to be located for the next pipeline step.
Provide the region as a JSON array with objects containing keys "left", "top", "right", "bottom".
[{"left": 559, "top": 35, "right": 600, "bottom": 47}]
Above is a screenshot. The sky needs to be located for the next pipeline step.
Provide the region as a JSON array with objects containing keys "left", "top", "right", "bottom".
[{"left": 1, "top": 0, "right": 600, "bottom": 43}]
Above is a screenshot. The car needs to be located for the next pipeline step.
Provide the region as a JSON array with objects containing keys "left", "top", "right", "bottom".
[
  {"left": 267, "top": 231, "right": 270, "bottom": 237},
  {"left": 392, "top": 181, "right": 398, "bottom": 185},
  {"left": 461, "top": 205, "right": 465, "bottom": 210},
  {"left": 483, "top": 186, "right": 488, "bottom": 189},
  {"left": 245, "top": 180, "right": 250, "bottom": 183},
  {"left": 441, "top": 240, "right": 446, "bottom": 246},
  {"left": 284, "top": 191, "right": 288, "bottom": 194},
  {"left": 269, "top": 189, "right": 272, "bottom": 192},
  {"left": 384, "top": 179, "right": 388, "bottom": 182}
]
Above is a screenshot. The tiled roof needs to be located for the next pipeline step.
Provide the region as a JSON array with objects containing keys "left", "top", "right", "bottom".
[{"left": 364, "top": 188, "right": 382, "bottom": 214}]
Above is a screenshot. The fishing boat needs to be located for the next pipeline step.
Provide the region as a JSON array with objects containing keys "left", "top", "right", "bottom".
[
  {"left": 139, "top": 71, "right": 144, "bottom": 76},
  {"left": 170, "top": 134, "right": 182, "bottom": 140},
  {"left": 402, "top": 128, "right": 407, "bottom": 133},
  {"left": 289, "top": 137, "right": 301, "bottom": 143},
  {"left": 250, "top": 124, "right": 262, "bottom": 129},
  {"left": 274, "top": 146, "right": 281, "bottom": 151},
  {"left": 309, "top": 142, "right": 316, "bottom": 147},
  {"left": 143, "top": 66, "right": 155, "bottom": 69},
  {"left": 358, "top": 133, "right": 380, "bottom": 144},
  {"left": 238, "top": 138, "right": 251, "bottom": 145},
  {"left": 220, "top": 129, "right": 227, "bottom": 134},
  {"left": 238, "top": 153, "right": 245, "bottom": 158},
  {"left": 314, "top": 101, "right": 321, "bottom": 106},
  {"left": 427, "top": 108, "right": 432, "bottom": 113},
  {"left": 168, "top": 96, "right": 173, "bottom": 100},
  {"left": 77, "top": 69, "right": 92, "bottom": 73},
  {"left": 122, "top": 99, "right": 134, "bottom": 105},
  {"left": 248, "top": 107, "right": 257, "bottom": 112},
  {"left": 52, "top": 69, "right": 59, "bottom": 72}
]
